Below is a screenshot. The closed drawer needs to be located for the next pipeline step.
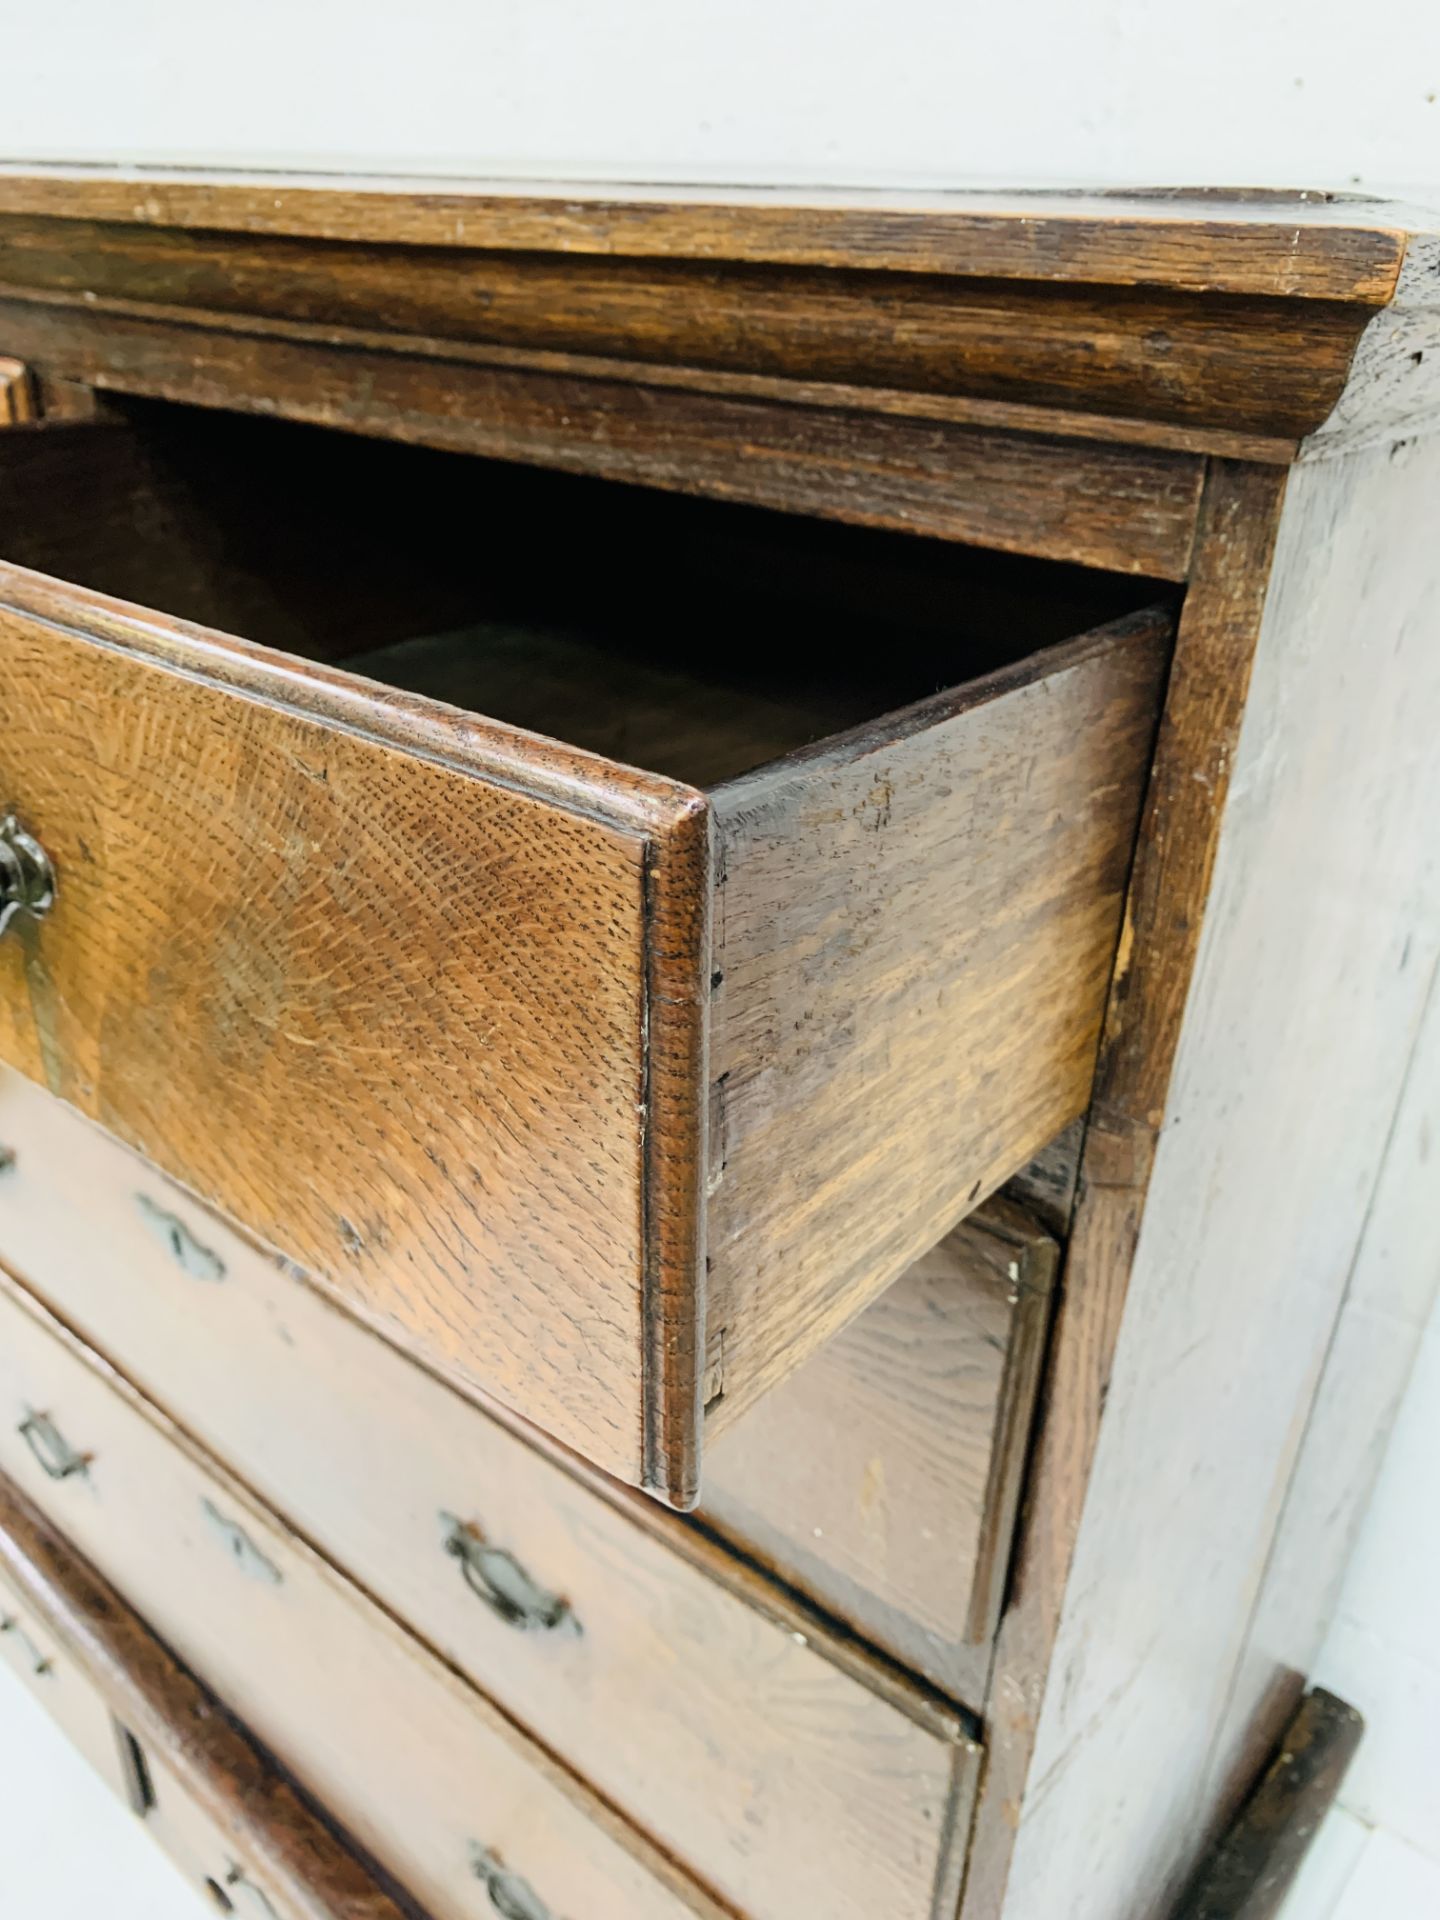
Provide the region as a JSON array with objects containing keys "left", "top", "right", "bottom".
[
  {"left": 0, "top": 1559, "right": 130, "bottom": 1797},
  {"left": 0, "top": 1283, "right": 736, "bottom": 1920},
  {"left": 142, "top": 1749, "right": 317, "bottom": 1920},
  {"left": 0, "top": 1469, "right": 427, "bottom": 1920},
  {"left": 702, "top": 1195, "right": 1059, "bottom": 1700},
  {"left": 0, "top": 1064, "right": 981, "bottom": 1920},
  {"left": 0, "top": 408, "right": 1168, "bottom": 1502}
]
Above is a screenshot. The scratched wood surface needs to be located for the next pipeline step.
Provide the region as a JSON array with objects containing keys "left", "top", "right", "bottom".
[
  {"left": 0, "top": 172, "right": 1405, "bottom": 477},
  {"left": 0, "top": 410, "right": 1167, "bottom": 1502},
  {"left": 0, "top": 1274, "right": 737, "bottom": 1920},
  {"left": 0, "top": 1062, "right": 979, "bottom": 1920},
  {"left": 967, "top": 435, "right": 1440, "bottom": 1916},
  {"left": 706, "top": 613, "right": 1168, "bottom": 1435},
  {"left": 0, "top": 1476, "right": 424, "bottom": 1920},
  {"left": 0, "top": 208, "right": 1380, "bottom": 441},
  {"left": 961, "top": 459, "right": 1292, "bottom": 1920},
  {"left": 702, "top": 1194, "right": 1057, "bottom": 1702},
  {"left": 0, "top": 581, "right": 669, "bottom": 1488},
  {"left": 0, "top": 171, "right": 1406, "bottom": 296},
  {"left": 0, "top": 297, "right": 1209, "bottom": 576}
]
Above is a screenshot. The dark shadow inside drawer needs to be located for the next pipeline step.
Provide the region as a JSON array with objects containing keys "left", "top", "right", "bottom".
[
  {"left": 0, "top": 399, "right": 1169, "bottom": 788},
  {"left": 0, "top": 399, "right": 1175, "bottom": 1505}
]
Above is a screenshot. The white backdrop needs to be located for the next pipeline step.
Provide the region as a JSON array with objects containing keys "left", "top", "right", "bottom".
[
  {"left": 0, "top": 8, "right": 1438, "bottom": 1915},
  {"left": 0, "top": 0, "right": 1437, "bottom": 193}
]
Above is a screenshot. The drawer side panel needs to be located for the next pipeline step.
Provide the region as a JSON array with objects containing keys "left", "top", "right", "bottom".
[{"left": 707, "top": 612, "right": 1167, "bottom": 1432}]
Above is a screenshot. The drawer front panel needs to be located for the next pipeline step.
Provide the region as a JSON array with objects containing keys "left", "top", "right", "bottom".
[
  {"left": 0, "top": 582, "right": 671, "bottom": 1489},
  {"left": 703, "top": 1196, "right": 1058, "bottom": 1699},
  {"left": 0, "top": 1559, "right": 128, "bottom": 1795},
  {"left": 0, "top": 1275, "right": 723, "bottom": 1920},
  {"left": 0, "top": 1466, "right": 428, "bottom": 1920},
  {"left": 140, "top": 1748, "right": 333, "bottom": 1920},
  {"left": 0, "top": 1065, "right": 976, "bottom": 1920}
]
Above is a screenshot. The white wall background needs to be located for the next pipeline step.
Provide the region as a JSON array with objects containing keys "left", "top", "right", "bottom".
[
  {"left": 0, "top": 6, "right": 1438, "bottom": 1913},
  {"left": 0, "top": 0, "right": 1436, "bottom": 195}
]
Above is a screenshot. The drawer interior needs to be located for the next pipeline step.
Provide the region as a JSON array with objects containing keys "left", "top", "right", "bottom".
[
  {"left": 0, "top": 399, "right": 1170, "bottom": 785},
  {"left": 0, "top": 397, "right": 1174, "bottom": 1503}
]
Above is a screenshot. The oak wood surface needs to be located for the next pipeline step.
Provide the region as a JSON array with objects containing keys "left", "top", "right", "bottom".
[
  {"left": 0, "top": 211, "right": 1379, "bottom": 439},
  {"left": 0, "top": 298, "right": 1207, "bottom": 576},
  {"left": 0, "top": 354, "right": 35, "bottom": 423},
  {"left": 0, "top": 172, "right": 1407, "bottom": 299},
  {"left": 1159, "top": 429, "right": 1440, "bottom": 1863},
  {"left": 706, "top": 613, "right": 1168, "bottom": 1434},
  {"left": 0, "top": 171, "right": 1405, "bottom": 568},
  {"left": 0, "top": 415, "right": 1168, "bottom": 1501},
  {"left": 960, "top": 460, "right": 1291, "bottom": 1918},
  {"left": 968, "top": 431, "right": 1440, "bottom": 1916},
  {"left": 0, "top": 1273, "right": 736, "bottom": 1920},
  {"left": 0, "top": 1060, "right": 980, "bottom": 1920},
  {"left": 701, "top": 1195, "right": 1057, "bottom": 1702},
  {"left": 0, "top": 180, "right": 1432, "bottom": 1920},
  {"left": 0, "top": 1474, "right": 426, "bottom": 1920},
  {"left": 0, "top": 582, "right": 672, "bottom": 1490}
]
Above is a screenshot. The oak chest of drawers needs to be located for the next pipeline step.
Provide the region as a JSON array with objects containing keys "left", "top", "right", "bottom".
[{"left": 0, "top": 172, "right": 1437, "bottom": 1920}]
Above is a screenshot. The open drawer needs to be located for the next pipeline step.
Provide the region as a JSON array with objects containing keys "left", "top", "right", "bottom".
[{"left": 0, "top": 403, "right": 1169, "bottom": 1503}]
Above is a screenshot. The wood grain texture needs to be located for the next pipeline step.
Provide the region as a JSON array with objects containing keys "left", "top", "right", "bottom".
[
  {"left": 0, "top": 1273, "right": 731, "bottom": 1920},
  {"left": 0, "top": 1062, "right": 979, "bottom": 1920},
  {"left": 973, "top": 433, "right": 1440, "bottom": 1918},
  {"left": 0, "top": 210, "right": 1380, "bottom": 439},
  {"left": 0, "top": 417, "right": 1169, "bottom": 1501},
  {"left": 1304, "top": 226, "right": 1440, "bottom": 457},
  {"left": 961, "top": 461, "right": 1291, "bottom": 1919},
  {"left": 0, "top": 173, "right": 1406, "bottom": 561},
  {"left": 1171, "top": 1691, "right": 1365, "bottom": 1920},
  {"left": 0, "top": 297, "right": 1206, "bottom": 577},
  {"left": 702, "top": 1195, "right": 1057, "bottom": 1703},
  {"left": 0, "top": 1474, "right": 424, "bottom": 1920},
  {"left": 0, "top": 571, "right": 677, "bottom": 1491},
  {"left": 0, "top": 354, "right": 35, "bottom": 423},
  {"left": 706, "top": 612, "right": 1169, "bottom": 1435},
  {"left": 0, "top": 172, "right": 1407, "bottom": 299}
]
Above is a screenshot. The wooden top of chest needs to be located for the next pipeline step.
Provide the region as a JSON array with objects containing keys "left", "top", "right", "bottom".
[{"left": 0, "top": 170, "right": 1434, "bottom": 486}]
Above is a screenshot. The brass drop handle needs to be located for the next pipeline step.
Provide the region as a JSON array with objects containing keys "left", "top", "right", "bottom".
[
  {"left": 470, "top": 1844, "right": 558, "bottom": 1920},
  {"left": 0, "top": 815, "right": 56, "bottom": 938},
  {"left": 18, "top": 1409, "right": 90, "bottom": 1481},
  {"left": 440, "top": 1513, "right": 577, "bottom": 1636}
]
